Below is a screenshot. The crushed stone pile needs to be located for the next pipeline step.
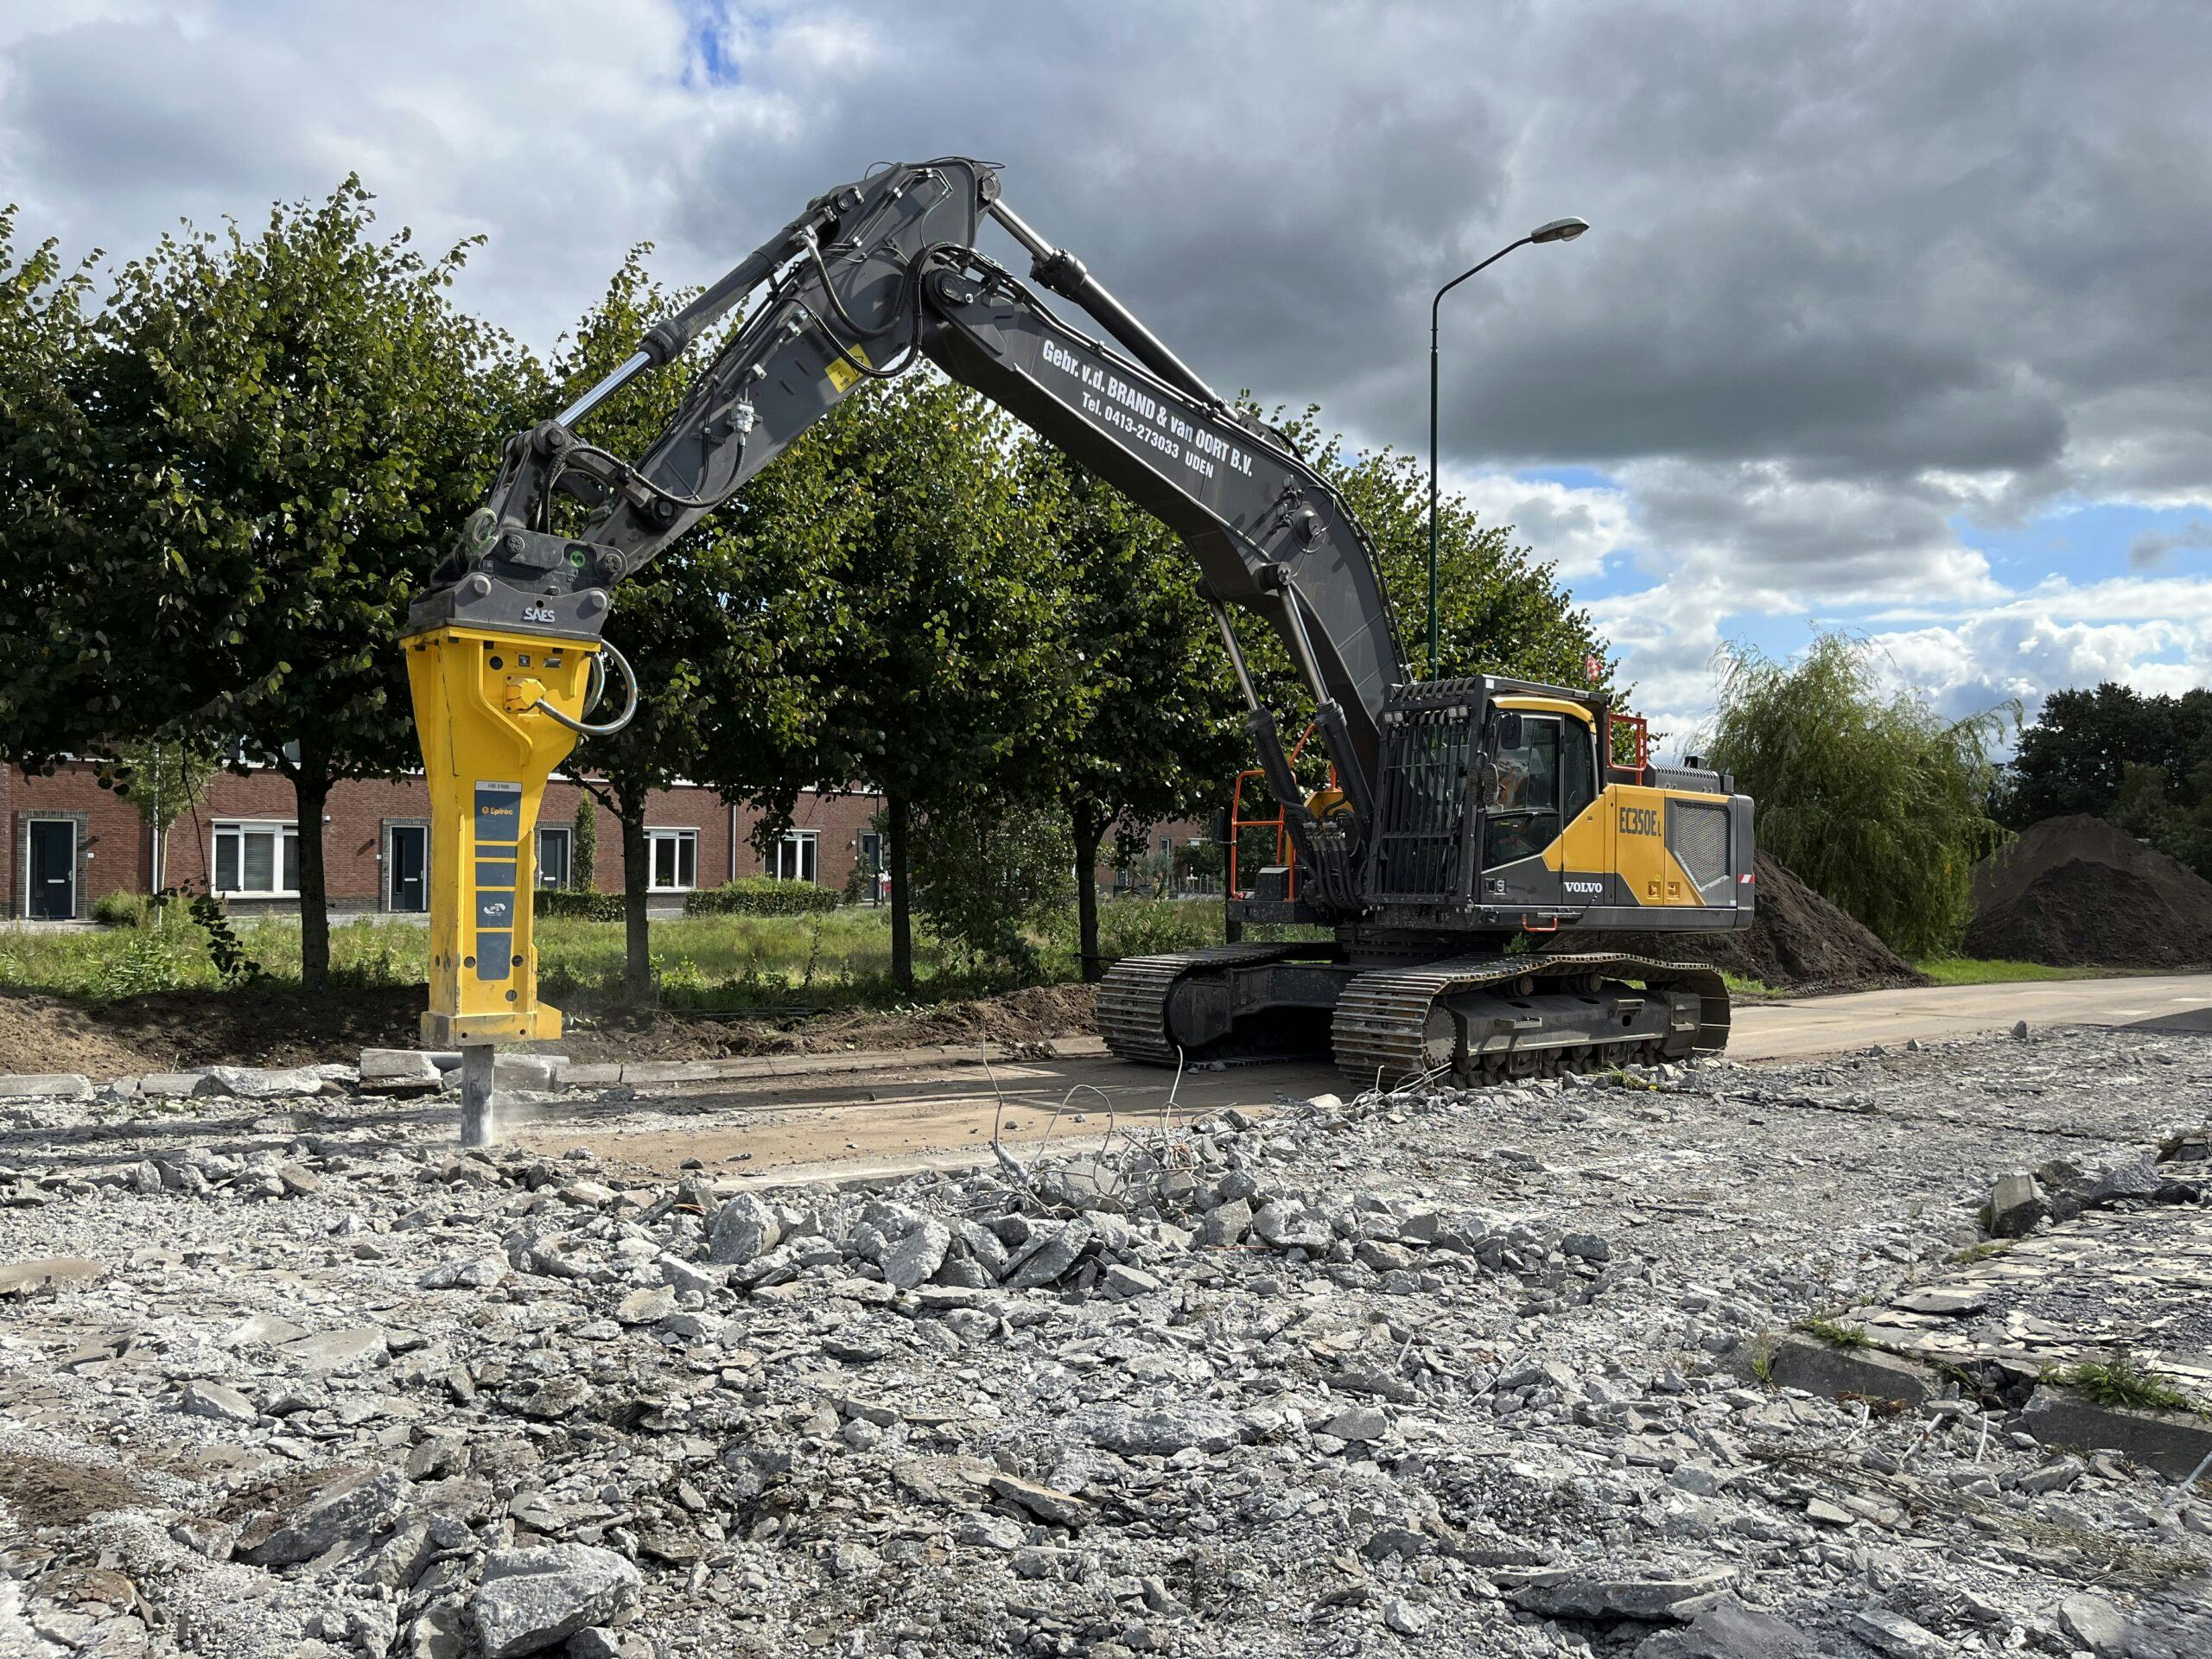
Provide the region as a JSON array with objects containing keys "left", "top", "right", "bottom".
[
  {"left": 3, "top": 1026, "right": 2210, "bottom": 1656},
  {"left": 1967, "top": 815, "right": 2212, "bottom": 968},
  {"left": 1548, "top": 851, "right": 1927, "bottom": 995}
]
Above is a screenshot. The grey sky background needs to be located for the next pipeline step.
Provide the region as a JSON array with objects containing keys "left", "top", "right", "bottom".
[{"left": 5, "top": 0, "right": 2208, "bottom": 741}]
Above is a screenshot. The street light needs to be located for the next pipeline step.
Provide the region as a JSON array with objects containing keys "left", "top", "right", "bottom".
[{"left": 1427, "top": 216, "right": 1588, "bottom": 680}]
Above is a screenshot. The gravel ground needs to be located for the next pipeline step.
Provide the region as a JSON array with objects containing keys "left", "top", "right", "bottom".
[{"left": 3, "top": 1025, "right": 2209, "bottom": 1658}]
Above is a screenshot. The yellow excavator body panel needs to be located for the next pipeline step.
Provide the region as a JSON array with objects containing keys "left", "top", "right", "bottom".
[
  {"left": 1545, "top": 781, "right": 1726, "bottom": 906},
  {"left": 404, "top": 625, "right": 600, "bottom": 1047}
]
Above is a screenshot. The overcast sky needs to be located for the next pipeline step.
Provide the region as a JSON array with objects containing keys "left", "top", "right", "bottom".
[{"left": 5, "top": 0, "right": 2208, "bottom": 747}]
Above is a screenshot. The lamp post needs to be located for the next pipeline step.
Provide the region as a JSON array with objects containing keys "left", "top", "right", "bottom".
[{"left": 1427, "top": 216, "right": 1588, "bottom": 680}]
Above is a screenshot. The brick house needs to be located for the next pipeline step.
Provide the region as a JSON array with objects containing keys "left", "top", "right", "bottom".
[{"left": 2, "top": 762, "right": 887, "bottom": 920}]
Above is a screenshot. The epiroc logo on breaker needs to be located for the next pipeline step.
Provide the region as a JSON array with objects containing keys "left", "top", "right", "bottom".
[{"left": 1618, "top": 804, "right": 1662, "bottom": 836}]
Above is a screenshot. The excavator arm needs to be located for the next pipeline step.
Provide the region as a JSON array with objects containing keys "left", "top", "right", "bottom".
[{"left": 402, "top": 156, "right": 1410, "bottom": 1046}]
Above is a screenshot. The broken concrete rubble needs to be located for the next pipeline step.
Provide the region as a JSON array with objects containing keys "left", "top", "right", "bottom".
[{"left": 1, "top": 1023, "right": 2209, "bottom": 1657}]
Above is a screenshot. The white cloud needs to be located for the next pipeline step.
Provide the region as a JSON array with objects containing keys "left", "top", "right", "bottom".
[{"left": 1445, "top": 470, "right": 1632, "bottom": 579}]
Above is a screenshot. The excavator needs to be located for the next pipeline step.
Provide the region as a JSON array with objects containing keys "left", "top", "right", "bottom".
[{"left": 402, "top": 156, "right": 1754, "bottom": 1092}]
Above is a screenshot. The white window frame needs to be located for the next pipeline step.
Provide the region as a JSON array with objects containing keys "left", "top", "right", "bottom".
[
  {"left": 537, "top": 823, "right": 573, "bottom": 889},
  {"left": 646, "top": 827, "right": 697, "bottom": 893},
  {"left": 213, "top": 819, "right": 301, "bottom": 899},
  {"left": 772, "top": 829, "right": 819, "bottom": 885}
]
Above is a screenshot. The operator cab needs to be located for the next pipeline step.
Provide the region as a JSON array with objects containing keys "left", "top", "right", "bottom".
[{"left": 1481, "top": 702, "right": 1599, "bottom": 869}]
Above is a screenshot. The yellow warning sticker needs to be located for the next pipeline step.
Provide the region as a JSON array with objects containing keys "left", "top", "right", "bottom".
[{"left": 824, "top": 343, "right": 871, "bottom": 393}]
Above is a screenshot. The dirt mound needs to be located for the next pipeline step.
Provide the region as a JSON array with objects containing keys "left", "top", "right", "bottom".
[
  {"left": 0, "top": 979, "right": 1102, "bottom": 1077},
  {"left": 0, "top": 990, "right": 157, "bottom": 1077},
  {"left": 1966, "top": 815, "right": 2212, "bottom": 968},
  {"left": 557, "top": 982, "right": 1099, "bottom": 1063},
  {"left": 1545, "top": 851, "right": 1928, "bottom": 995}
]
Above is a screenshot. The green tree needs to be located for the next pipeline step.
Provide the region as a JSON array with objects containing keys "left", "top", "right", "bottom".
[
  {"left": 99, "top": 739, "right": 218, "bottom": 888},
  {"left": 2001, "top": 683, "right": 2212, "bottom": 879},
  {"left": 2110, "top": 759, "right": 2212, "bottom": 881},
  {"left": 1020, "top": 442, "right": 1245, "bottom": 978},
  {"left": 765, "top": 375, "right": 1065, "bottom": 992},
  {"left": 0, "top": 207, "right": 107, "bottom": 766},
  {"left": 1702, "top": 632, "right": 2012, "bottom": 956},
  {"left": 571, "top": 798, "right": 597, "bottom": 891},
  {"left": 543, "top": 251, "right": 817, "bottom": 998},
  {"left": 64, "top": 180, "right": 531, "bottom": 983},
  {"left": 909, "top": 794, "right": 1075, "bottom": 981}
]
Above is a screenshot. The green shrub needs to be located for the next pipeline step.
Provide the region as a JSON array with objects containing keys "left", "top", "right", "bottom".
[
  {"left": 93, "top": 911, "right": 195, "bottom": 1000},
  {"left": 92, "top": 889, "right": 153, "bottom": 928},
  {"left": 1097, "top": 896, "right": 1217, "bottom": 961},
  {"left": 912, "top": 801, "right": 1073, "bottom": 978},
  {"left": 535, "top": 887, "right": 626, "bottom": 922},
  {"left": 684, "top": 877, "right": 841, "bottom": 918}
]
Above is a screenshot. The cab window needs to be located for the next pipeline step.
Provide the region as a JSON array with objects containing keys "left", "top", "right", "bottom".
[
  {"left": 1484, "top": 715, "right": 1561, "bottom": 867},
  {"left": 1560, "top": 719, "right": 1597, "bottom": 824}
]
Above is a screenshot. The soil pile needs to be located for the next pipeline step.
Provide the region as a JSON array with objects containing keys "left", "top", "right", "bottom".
[
  {"left": 1545, "top": 851, "right": 1928, "bottom": 995},
  {"left": 0, "top": 980, "right": 1101, "bottom": 1075},
  {"left": 560, "top": 982, "right": 1099, "bottom": 1063},
  {"left": 1965, "top": 815, "right": 2212, "bottom": 968},
  {"left": 0, "top": 990, "right": 157, "bottom": 1078}
]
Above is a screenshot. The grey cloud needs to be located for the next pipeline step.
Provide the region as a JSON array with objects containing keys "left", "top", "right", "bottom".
[
  {"left": 3, "top": 0, "right": 2209, "bottom": 722},
  {"left": 2128, "top": 520, "right": 2212, "bottom": 570}
]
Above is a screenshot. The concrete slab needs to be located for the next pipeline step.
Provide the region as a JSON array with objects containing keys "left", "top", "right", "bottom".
[
  {"left": 2022, "top": 1386, "right": 2212, "bottom": 1481},
  {"left": 0, "top": 1072, "right": 93, "bottom": 1100}
]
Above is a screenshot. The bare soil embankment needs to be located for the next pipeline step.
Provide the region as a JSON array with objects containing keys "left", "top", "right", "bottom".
[{"left": 0, "top": 982, "right": 1100, "bottom": 1077}]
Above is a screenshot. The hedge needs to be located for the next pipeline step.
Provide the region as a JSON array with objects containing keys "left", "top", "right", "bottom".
[
  {"left": 532, "top": 888, "right": 626, "bottom": 922},
  {"left": 684, "top": 877, "right": 842, "bottom": 917}
]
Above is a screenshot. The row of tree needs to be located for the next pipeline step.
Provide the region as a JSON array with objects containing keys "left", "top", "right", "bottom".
[{"left": 0, "top": 181, "right": 1613, "bottom": 992}]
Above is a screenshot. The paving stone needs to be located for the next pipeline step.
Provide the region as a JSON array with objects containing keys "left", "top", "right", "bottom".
[
  {"left": 359, "top": 1050, "right": 442, "bottom": 1092},
  {"left": 202, "top": 1065, "right": 331, "bottom": 1099},
  {"left": 2059, "top": 1593, "right": 2131, "bottom": 1657},
  {"left": 137, "top": 1071, "right": 216, "bottom": 1099},
  {"left": 1633, "top": 1597, "right": 1818, "bottom": 1657},
  {"left": 1510, "top": 1566, "right": 1738, "bottom": 1621},
  {"left": 0, "top": 1256, "right": 107, "bottom": 1297},
  {"left": 1988, "top": 1171, "right": 2044, "bottom": 1236},
  {"left": 1746, "top": 1332, "right": 1932, "bottom": 1406}
]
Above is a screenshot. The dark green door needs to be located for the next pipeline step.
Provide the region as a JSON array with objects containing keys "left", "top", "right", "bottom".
[{"left": 28, "top": 820, "right": 75, "bottom": 919}]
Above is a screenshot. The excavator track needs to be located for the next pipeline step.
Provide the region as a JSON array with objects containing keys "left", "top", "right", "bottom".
[
  {"left": 1096, "top": 942, "right": 1309, "bottom": 1065},
  {"left": 1332, "top": 951, "right": 1731, "bottom": 1090},
  {"left": 1098, "top": 944, "right": 1731, "bottom": 1088}
]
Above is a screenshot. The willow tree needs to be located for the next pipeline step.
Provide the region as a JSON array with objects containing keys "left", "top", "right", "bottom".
[{"left": 1703, "top": 632, "right": 2013, "bottom": 957}]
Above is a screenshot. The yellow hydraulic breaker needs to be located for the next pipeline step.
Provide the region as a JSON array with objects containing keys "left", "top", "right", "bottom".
[{"left": 403, "top": 624, "right": 602, "bottom": 1048}]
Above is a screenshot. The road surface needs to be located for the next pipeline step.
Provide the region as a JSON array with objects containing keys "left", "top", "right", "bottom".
[{"left": 510, "top": 971, "right": 2212, "bottom": 1184}]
